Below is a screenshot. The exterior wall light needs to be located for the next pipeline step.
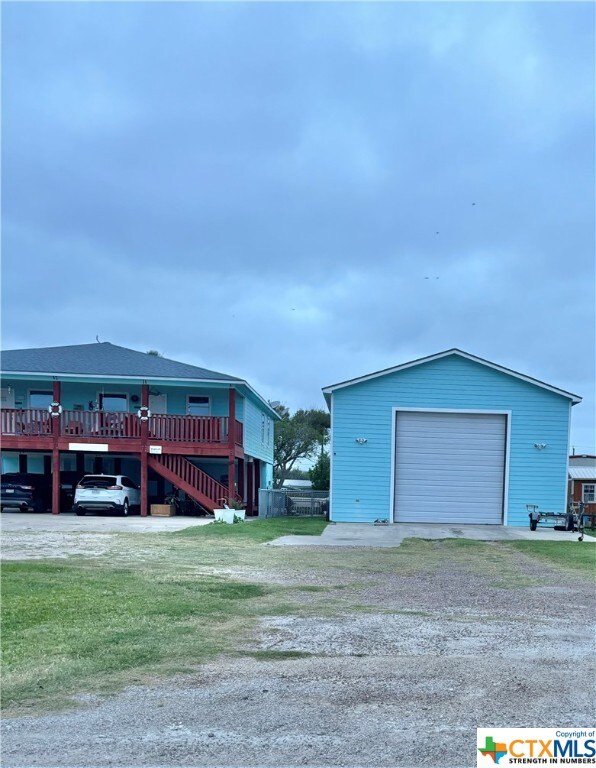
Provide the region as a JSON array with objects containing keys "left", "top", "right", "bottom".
[
  {"left": 534, "top": 443, "right": 547, "bottom": 450},
  {"left": 355, "top": 437, "right": 368, "bottom": 444}
]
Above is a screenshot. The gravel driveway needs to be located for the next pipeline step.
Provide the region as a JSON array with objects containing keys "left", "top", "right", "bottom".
[{"left": 1, "top": 521, "right": 595, "bottom": 768}]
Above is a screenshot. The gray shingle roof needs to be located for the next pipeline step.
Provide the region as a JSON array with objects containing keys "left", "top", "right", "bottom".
[{"left": 0, "top": 343, "right": 243, "bottom": 382}]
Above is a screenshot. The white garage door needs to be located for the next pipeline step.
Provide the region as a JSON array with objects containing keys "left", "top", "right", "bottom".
[{"left": 393, "top": 411, "right": 507, "bottom": 524}]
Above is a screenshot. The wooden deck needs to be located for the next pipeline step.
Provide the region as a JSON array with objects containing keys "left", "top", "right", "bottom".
[{"left": 0, "top": 409, "right": 244, "bottom": 456}]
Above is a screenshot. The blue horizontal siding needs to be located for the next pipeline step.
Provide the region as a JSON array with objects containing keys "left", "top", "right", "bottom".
[
  {"left": 243, "top": 398, "right": 274, "bottom": 465},
  {"left": 331, "top": 355, "right": 572, "bottom": 526}
]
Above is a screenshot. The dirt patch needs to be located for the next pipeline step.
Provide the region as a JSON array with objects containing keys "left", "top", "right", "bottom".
[
  {"left": 254, "top": 610, "right": 592, "bottom": 661},
  {"left": 0, "top": 531, "right": 157, "bottom": 561}
]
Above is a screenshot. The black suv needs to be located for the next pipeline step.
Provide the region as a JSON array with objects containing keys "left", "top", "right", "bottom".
[{"left": 1, "top": 473, "right": 52, "bottom": 513}]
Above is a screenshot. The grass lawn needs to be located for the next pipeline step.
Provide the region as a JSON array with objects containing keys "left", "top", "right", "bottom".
[
  {"left": 508, "top": 540, "right": 596, "bottom": 573},
  {"left": 1, "top": 517, "right": 327, "bottom": 713},
  {"left": 2, "top": 562, "right": 268, "bottom": 711},
  {"left": 174, "top": 515, "right": 328, "bottom": 543},
  {"left": 1, "top": 518, "right": 594, "bottom": 714}
]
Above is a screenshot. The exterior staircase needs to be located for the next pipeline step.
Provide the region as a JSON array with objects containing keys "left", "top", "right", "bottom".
[{"left": 148, "top": 454, "right": 229, "bottom": 513}]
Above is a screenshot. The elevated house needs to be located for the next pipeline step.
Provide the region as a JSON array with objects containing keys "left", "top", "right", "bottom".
[{"left": 1, "top": 343, "right": 278, "bottom": 515}]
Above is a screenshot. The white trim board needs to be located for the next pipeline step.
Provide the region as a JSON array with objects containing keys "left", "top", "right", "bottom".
[{"left": 69, "top": 443, "right": 109, "bottom": 452}]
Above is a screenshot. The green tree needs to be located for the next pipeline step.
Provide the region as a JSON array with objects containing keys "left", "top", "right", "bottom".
[
  {"left": 273, "top": 405, "right": 330, "bottom": 488},
  {"left": 286, "top": 468, "right": 311, "bottom": 481},
  {"left": 309, "top": 451, "right": 330, "bottom": 491}
]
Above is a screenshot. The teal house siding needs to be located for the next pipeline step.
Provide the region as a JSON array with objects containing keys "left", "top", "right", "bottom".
[
  {"left": 326, "top": 351, "right": 579, "bottom": 527},
  {"left": 7, "top": 377, "right": 241, "bottom": 418},
  {"left": 261, "top": 461, "right": 274, "bottom": 490},
  {"left": 1, "top": 453, "right": 19, "bottom": 473},
  {"left": 243, "top": 398, "right": 274, "bottom": 464}
]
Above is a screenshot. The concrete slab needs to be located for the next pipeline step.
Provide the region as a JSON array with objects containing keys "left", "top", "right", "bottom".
[
  {"left": 269, "top": 522, "right": 596, "bottom": 547},
  {"left": 0, "top": 511, "right": 213, "bottom": 534}
]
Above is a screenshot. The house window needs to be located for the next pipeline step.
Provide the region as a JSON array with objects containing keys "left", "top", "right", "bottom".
[
  {"left": 187, "top": 396, "right": 210, "bottom": 416},
  {"left": 1, "top": 388, "right": 15, "bottom": 408},
  {"left": 261, "top": 414, "right": 265, "bottom": 443},
  {"left": 582, "top": 484, "right": 595, "bottom": 503},
  {"left": 267, "top": 417, "right": 271, "bottom": 446},
  {"left": 99, "top": 394, "right": 128, "bottom": 412},
  {"left": 29, "top": 390, "right": 53, "bottom": 409}
]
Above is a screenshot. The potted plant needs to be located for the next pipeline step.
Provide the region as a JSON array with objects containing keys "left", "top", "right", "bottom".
[{"left": 213, "top": 496, "right": 246, "bottom": 524}]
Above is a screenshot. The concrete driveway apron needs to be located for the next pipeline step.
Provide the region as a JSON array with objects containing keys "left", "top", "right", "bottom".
[{"left": 269, "top": 522, "right": 596, "bottom": 547}]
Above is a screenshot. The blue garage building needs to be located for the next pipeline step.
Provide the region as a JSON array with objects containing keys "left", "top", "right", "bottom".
[{"left": 322, "top": 349, "right": 581, "bottom": 526}]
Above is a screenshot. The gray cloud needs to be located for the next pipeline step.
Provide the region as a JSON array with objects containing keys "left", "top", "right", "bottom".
[{"left": 2, "top": 2, "right": 594, "bottom": 450}]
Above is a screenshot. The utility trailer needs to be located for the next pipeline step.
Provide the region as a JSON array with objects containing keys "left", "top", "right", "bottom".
[{"left": 526, "top": 502, "right": 588, "bottom": 541}]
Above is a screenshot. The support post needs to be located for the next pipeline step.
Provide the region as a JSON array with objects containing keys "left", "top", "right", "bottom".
[
  {"left": 246, "top": 460, "right": 254, "bottom": 516},
  {"left": 228, "top": 387, "right": 236, "bottom": 448},
  {"left": 238, "top": 457, "right": 245, "bottom": 499},
  {"left": 141, "top": 383, "right": 149, "bottom": 410},
  {"left": 228, "top": 387, "right": 236, "bottom": 499},
  {"left": 140, "top": 449, "right": 148, "bottom": 518},
  {"left": 140, "top": 384, "right": 149, "bottom": 516},
  {"left": 253, "top": 459, "right": 260, "bottom": 513},
  {"left": 228, "top": 455, "right": 236, "bottom": 501},
  {"left": 51, "top": 380, "right": 61, "bottom": 515},
  {"left": 52, "top": 447, "right": 60, "bottom": 515}
]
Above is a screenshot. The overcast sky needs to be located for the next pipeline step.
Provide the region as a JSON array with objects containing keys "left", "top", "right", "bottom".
[{"left": 2, "top": 2, "right": 594, "bottom": 451}]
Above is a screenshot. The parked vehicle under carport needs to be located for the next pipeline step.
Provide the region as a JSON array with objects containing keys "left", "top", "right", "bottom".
[
  {"left": 1, "top": 473, "right": 52, "bottom": 513},
  {"left": 73, "top": 475, "right": 141, "bottom": 516}
]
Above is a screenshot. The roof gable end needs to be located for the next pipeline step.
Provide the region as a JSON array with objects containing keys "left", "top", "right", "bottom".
[{"left": 322, "top": 348, "right": 582, "bottom": 405}]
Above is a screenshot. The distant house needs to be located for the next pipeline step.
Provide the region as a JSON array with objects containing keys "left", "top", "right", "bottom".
[
  {"left": 282, "top": 479, "right": 313, "bottom": 490},
  {"left": 568, "top": 455, "right": 596, "bottom": 517},
  {"left": 323, "top": 349, "right": 582, "bottom": 527},
  {"left": 0, "top": 343, "right": 279, "bottom": 515}
]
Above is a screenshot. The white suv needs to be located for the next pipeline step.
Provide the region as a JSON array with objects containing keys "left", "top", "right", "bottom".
[{"left": 74, "top": 475, "right": 141, "bottom": 516}]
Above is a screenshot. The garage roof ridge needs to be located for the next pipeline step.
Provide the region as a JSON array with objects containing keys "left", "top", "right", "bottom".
[{"left": 321, "top": 348, "right": 582, "bottom": 405}]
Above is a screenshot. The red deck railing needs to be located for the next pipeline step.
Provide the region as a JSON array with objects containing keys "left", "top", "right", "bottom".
[
  {"left": 60, "top": 410, "right": 141, "bottom": 439},
  {"left": 149, "top": 414, "right": 226, "bottom": 443},
  {"left": 1, "top": 408, "right": 52, "bottom": 436},
  {"left": 1, "top": 409, "right": 244, "bottom": 446}
]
